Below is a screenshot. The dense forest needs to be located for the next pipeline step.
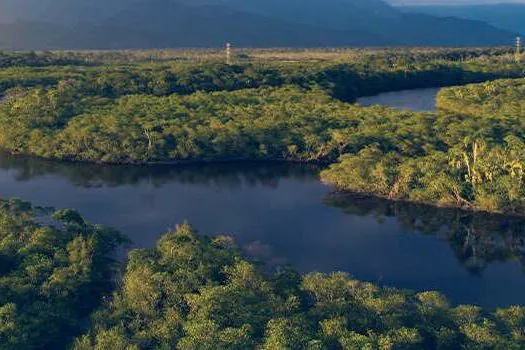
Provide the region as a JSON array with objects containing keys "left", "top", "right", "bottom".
[
  {"left": 0, "top": 85, "right": 442, "bottom": 163},
  {"left": 2, "top": 202, "right": 525, "bottom": 349},
  {"left": 322, "top": 77, "right": 525, "bottom": 215},
  {"left": 436, "top": 78, "right": 525, "bottom": 118},
  {"left": 0, "top": 199, "right": 124, "bottom": 349}
]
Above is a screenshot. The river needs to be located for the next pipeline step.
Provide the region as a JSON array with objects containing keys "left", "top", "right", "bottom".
[
  {"left": 357, "top": 87, "right": 440, "bottom": 112},
  {"left": 1, "top": 88, "right": 524, "bottom": 308}
]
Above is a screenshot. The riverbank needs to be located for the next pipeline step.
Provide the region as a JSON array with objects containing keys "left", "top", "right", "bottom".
[{"left": 325, "top": 190, "right": 525, "bottom": 219}]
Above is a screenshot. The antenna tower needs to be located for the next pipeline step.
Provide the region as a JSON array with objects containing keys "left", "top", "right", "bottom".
[
  {"left": 516, "top": 37, "right": 522, "bottom": 63},
  {"left": 226, "top": 42, "right": 232, "bottom": 65}
]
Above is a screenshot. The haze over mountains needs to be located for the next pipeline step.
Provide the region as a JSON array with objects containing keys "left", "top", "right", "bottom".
[
  {"left": 399, "top": 3, "right": 525, "bottom": 35},
  {"left": 0, "top": 0, "right": 518, "bottom": 49}
]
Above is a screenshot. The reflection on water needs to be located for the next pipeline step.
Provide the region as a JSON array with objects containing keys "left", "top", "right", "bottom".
[
  {"left": 1, "top": 154, "right": 319, "bottom": 189},
  {"left": 357, "top": 87, "right": 440, "bottom": 112},
  {"left": 0, "top": 152, "right": 525, "bottom": 307},
  {"left": 326, "top": 194, "right": 525, "bottom": 276}
]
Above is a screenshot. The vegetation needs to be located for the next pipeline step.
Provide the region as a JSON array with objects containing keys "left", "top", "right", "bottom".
[
  {"left": 0, "top": 51, "right": 91, "bottom": 68},
  {"left": 73, "top": 223, "right": 525, "bottom": 349},
  {"left": 0, "top": 198, "right": 125, "bottom": 349},
  {"left": 322, "top": 77, "right": 525, "bottom": 215},
  {"left": 0, "top": 85, "right": 442, "bottom": 163},
  {"left": 0, "top": 48, "right": 521, "bottom": 96},
  {"left": 322, "top": 137, "right": 525, "bottom": 214},
  {"left": 436, "top": 78, "right": 525, "bottom": 118}
]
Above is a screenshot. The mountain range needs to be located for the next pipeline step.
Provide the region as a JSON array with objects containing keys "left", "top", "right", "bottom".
[
  {"left": 399, "top": 3, "right": 525, "bottom": 35},
  {"left": 0, "top": 0, "right": 518, "bottom": 50}
]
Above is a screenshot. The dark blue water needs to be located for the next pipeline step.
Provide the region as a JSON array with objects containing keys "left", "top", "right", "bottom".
[
  {"left": 0, "top": 153, "right": 524, "bottom": 308},
  {"left": 357, "top": 87, "right": 439, "bottom": 112}
]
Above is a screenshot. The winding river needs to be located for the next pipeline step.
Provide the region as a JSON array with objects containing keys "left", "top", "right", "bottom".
[{"left": 1, "top": 88, "right": 524, "bottom": 308}]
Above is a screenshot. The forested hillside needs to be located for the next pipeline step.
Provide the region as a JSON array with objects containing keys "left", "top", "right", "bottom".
[
  {"left": 0, "top": 2, "right": 368, "bottom": 50},
  {"left": 0, "top": 0, "right": 516, "bottom": 49},
  {"left": 195, "top": 0, "right": 517, "bottom": 46}
]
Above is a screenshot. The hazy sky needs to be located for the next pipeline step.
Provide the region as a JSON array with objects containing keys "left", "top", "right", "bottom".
[{"left": 390, "top": 0, "right": 525, "bottom": 5}]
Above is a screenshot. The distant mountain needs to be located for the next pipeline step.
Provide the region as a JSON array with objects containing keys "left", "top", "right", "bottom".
[
  {"left": 188, "top": 0, "right": 399, "bottom": 33},
  {"left": 0, "top": 0, "right": 131, "bottom": 24},
  {"left": 0, "top": 0, "right": 517, "bottom": 50},
  {"left": 227, "top": 0, "right": 516, "bottom": 45},
  {"left": 399, "top": 3, "right": 525, "bottom": 35},
  {"left": 0, "top": 21, "right": 73, "bottom": 50},
  {"left": 0, "top": 1, "right": 384, "bottom": 50},
  {"left": 197, "top": 0, "right": 516, "bottom": 45}
]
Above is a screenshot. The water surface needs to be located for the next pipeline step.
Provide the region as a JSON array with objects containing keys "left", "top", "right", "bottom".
[
  {"left": 357, "top": 87, "right": 440, "bottom": 112},
  {"left": 0, "top": 153, "right": 524, "bottom": 308}
]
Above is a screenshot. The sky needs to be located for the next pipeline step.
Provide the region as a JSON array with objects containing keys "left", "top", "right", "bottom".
[{"left": 389, "top": 0, "right": 525, "bottom": 5}]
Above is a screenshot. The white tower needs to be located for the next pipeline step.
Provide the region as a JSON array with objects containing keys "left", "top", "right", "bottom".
[
  {"left": 516, "top": 37, "right": 521, "bottom": 63},
  {"left": 226, "top": 42, "right": 232, "bottom": 65}
]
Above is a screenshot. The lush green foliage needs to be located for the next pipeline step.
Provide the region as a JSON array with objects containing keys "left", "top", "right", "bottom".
[
  {"left": 0, "top": 84, "right": 444, "bottom": 163},
  {"left": 0, "top": 48, "right": 521, "bottom": 97},
  {"left": 322, "top": 137, "right": 525, "bottom": 214},
  {"left": 436, "top": 78, "right": 525, "bottom": 118},
  {"left": 0, "top": 51, "right": 90, "bottom": 68},
  {"left": 1, "top": 196, "right": 525, "bottom": 349},
  {"left": 0, "top": 199, "right": 124, "bottom": 349},
  {"left": 322, "top": 77, "right": 525, "bottom": 215},
  {"left": 0, "top": 49, "right": 523, "bottom": 165},
  {"left": 3, "top": 50, "right": 525, "bottom": 349},
  {"left": 75, "top": 223, "right": 525, "bottom": 349}
]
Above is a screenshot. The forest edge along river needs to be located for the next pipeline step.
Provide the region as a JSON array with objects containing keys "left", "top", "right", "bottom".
[{"left": 1, "top": 87, "right": 524, "bottom": 308}]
